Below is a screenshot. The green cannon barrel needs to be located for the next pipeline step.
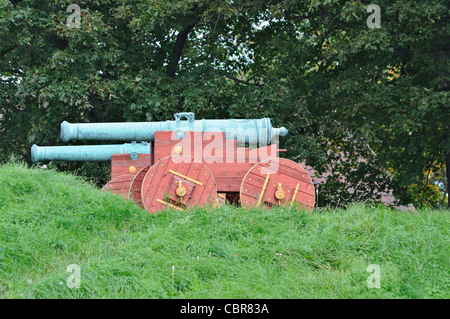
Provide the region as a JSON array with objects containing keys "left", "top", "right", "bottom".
[
  {"left": 60, "top": 113, "right": 288, "bottom": 146},
  {"left": 31, "top": 142, "right": 150, "bottom": 162}
]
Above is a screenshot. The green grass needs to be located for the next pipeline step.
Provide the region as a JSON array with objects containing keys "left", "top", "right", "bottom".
[{"left": 0, "top": 162, "right": 448, "bottom": 299}]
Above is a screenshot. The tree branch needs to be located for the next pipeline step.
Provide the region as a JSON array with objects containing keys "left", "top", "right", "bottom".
[
  {"left": 284, "top": 11, "right": 329, "bottom": 23},
  {"left": 0, "top": 44, "right": 18, "bottom": 58},
  {"left": 225, "top": 75, "right": 261, "bottom": 87}
]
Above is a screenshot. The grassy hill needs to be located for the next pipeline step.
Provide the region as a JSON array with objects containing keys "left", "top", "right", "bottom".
[{"left": 0, "top": 162, "right": 448, "bottom": 299}]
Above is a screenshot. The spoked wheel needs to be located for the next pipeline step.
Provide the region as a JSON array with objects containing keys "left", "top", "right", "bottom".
[
  {"left": 129, "top": 165, "right": 151, "bottom": 208},
  {"left": 240, "top": 158, "right": 315, "bottom": 210},
  {"left": 141, "top": 155, "right": 219, "bottom": 213},
  {"left": 102, "top": 174, "right": 135, "bottom": 200}
]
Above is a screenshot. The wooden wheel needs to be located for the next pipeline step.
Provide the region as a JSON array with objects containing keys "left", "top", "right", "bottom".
[
  {"left": 129, "top": 165, "right": 151, "bottom": 208},
  {"left": 102, "top": 174, "right": 135, "bottom": 200},
  {"left": 141, "top": 155, "right": 218, "bottom": 213},
  {"left": 240, "top": 158, "right": 315, "bottom": 210}
]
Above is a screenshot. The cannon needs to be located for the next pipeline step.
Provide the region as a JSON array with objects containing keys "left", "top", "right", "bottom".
[
  {"left": 31, "top": 142, "right": 150, "bottom": 162},
  {"left": 32, "top": 113, "right": 315, "bottom": 212},
  {"left": 60, "top": 112, "right": 288, "bottom": 146}
]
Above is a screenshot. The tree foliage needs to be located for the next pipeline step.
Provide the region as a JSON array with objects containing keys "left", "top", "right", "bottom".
[{"left": 1, "top": 0, "right": 448, "bottom": 207}]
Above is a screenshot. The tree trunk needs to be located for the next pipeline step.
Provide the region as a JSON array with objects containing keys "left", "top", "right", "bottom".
[
  {"left": 446, "top": 151, "right": 450, "bottom": 209},
  {"left": 434, "top": 16, "right": 449, "bottom": 209},
  {"left": 166, "top": 24, "right": 195, "bottom": 78},
  {"left": 441, "top": 168, "right": 448, "bottom": 209}
]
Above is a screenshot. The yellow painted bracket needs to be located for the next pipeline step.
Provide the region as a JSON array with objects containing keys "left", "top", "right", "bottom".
[
  {"left": 256, "top": 173, "right": 270, "bottom": 207},
  {"left": 290, "top": 183, "right": 300, "bottom": 207},
  {"left": 157, "top": 198, "right": 183, "bottom": 211},
  {"left": 169, "top": 169, "right": 203, "bottom": 186}
]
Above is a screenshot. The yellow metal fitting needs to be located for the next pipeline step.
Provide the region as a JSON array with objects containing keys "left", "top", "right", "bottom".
[
  {"left": 274, "top": 183, "right": 286, "bottom": 200},
  {"left": 176, "top": 181, "right": 187, "bottom": 198},
  {"left": 274, "top": 183, "right": 286, "bottom": 206},
  {"left": 174, "top": 145, "right": 183, "bottom": 154}
]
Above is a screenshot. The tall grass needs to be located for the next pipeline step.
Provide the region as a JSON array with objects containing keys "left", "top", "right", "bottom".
[{"left": 0, "top": 162, "right": 448, "bottom": 298}]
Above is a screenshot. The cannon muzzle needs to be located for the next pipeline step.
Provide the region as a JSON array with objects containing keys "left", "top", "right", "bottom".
[
  {"left": 31, "top": 142, "right": 150, "bottom": 162},
  {"left": 60, "top": 113, "right": 288, "bottom": 146}
]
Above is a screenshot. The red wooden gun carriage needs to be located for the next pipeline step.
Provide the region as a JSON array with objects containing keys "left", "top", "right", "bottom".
[{"left": 32, "top": 113, "right": 315, "bottom": 212}]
